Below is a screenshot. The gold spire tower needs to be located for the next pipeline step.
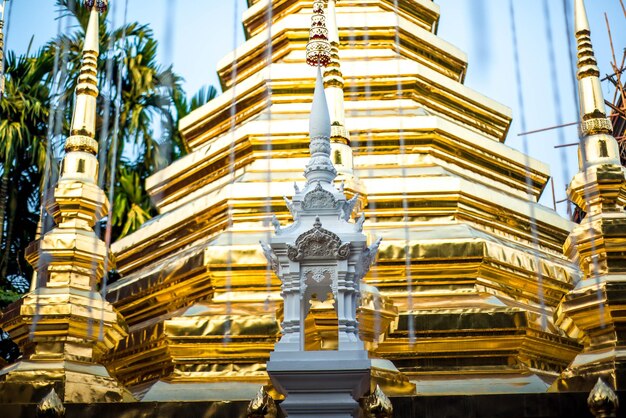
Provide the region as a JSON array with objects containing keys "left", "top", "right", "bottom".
[
  {"left": 553, "top": 0, "right": 626, "bottom": 391},
  {"left": 0, "top": 0, "right": 130, "bottom": 403},
  {"left": 323, "top": 0, "right": 355, "bottom": 177}
]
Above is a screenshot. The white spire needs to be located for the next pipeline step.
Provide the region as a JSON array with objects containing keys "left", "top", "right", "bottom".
[
  {"left": 304, "top": 67, "right": 336, "bottom": 184},
  {"left": 309, "top": 67, "right": 331, "bottom": 139}
]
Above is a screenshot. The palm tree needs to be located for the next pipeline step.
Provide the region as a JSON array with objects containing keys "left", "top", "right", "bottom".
[
  {"left": 108, "top": 84, "right": 217, "bottom": 239},
  {"left": 0, "top": 49, "right": 54, "bottom": 294},
  {"left": 48, "top": 0, "right": 187, "bottom": 237},
  {"left": 112, "top": 163, "right": 153, "bottom": 238}
]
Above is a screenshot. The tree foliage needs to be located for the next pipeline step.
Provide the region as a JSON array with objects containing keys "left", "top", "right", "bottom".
[
  {"left": 0, "top": 49, "right": 54, "bottom": 298},
  {"left": 0, "top": 0, "right": 217, "bottom": 304}
]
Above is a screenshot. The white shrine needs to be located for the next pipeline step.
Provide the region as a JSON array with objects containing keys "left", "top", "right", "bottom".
[{"left": 264, "top": 66, "right": 379, "bottom": 417}]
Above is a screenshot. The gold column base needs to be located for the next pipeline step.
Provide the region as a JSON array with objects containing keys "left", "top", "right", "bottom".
[
  {"left": 554, "top": 274, "right": 626, "bottom": 391},
  {"left": 105, "top": 302, "right": 280, "bottom": 394},
  {"left": 371, "top": 359, "right": 416, "bottom": 396},
  {"left": 0, "top": 287, "right": 132, "bottom": 403},
  {"left": 0, "top": 360, "right": 134, "bottom": 403}
]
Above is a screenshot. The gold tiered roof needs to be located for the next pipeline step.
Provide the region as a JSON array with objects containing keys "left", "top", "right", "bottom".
[{"left": 104, "top": 0, "right": 580, "bottom": 398}]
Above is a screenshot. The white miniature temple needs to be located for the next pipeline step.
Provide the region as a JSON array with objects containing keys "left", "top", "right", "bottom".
[
  {"left": 264, "top": 5, "right": 379, "bottom": 414},
  {"left": 265, "top": 65, "right": 378, "bottom": 418}
]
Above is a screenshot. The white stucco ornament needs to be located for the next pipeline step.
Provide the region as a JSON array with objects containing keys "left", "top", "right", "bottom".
[{"left": 265, "top": 65, "right": 375, "bottom": 418}]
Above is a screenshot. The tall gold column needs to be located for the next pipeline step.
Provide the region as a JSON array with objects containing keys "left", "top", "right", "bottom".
[
  {"left": 324, "top": 0, "right": 354, "bottom": 177},
  {"left": 0, "top": 0, "right": 131, "bottom": 403},
  {"left": 553, "top": 0, "right": 626, "bottom": 392}
]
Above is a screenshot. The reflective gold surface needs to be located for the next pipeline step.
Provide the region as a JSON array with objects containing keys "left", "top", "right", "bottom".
[
  {"left": 587, "top": 378, "right": 619, "bottom": 418},
  {"left": 103, "top": 0, "right": 580, "bottom": 398},
  {"left": 3, "top": 0, "right": 626, "bottom": 410},
  {"left": 247, "top": 386, "right": 278, "bottom": 418},
  {"left": 37, "top": 389, "right": 66, "bottom": 418}
]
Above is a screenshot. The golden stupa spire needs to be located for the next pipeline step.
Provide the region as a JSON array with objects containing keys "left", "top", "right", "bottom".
[
  {"left": 324, "top": 0, "right": 350, "bottom": 145},
  {"left": 30, "top": 0, "right": 110, "bottom": 278},
  {"left": 569, "top": 0, "right": 622, "bottom": 212},
  {"left": 574, "top": 0, "right": 618, "bottom": 151},
  {"left": 552, "top": 0, "right": 626, "bottom": 391},
  {"left": 0, "top": 0, "right": 131, "bottom": 403},
  {"left": 323, "top": 0, "right": 355, "bottom": 174},
  {"left": 68, "top": 2, "right": 102, "bottom": 144}
]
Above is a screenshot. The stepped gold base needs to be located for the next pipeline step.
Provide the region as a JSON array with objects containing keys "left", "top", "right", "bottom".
[{"left": 0, "top": 360, "right": 134, "bottom": 403}]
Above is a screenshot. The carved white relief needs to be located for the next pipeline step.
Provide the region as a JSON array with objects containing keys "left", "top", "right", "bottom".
[
  {"left": 302, "top": 182, "right": 338, "bottom": 210},
  {"left": 341, "top": 194, "right": 359, "bottom": 221},
  {"left": 271, "top": 215, "right": 282, "bottom": 235},
  {"left": 301, "top": 266, "right": 336, "bottom": 302},
  {"left": 309, "top": 136, "right": 332, "bottom": 155},
  {"left": 287, "top": 217, "right": 350, "bottom": 261},
  {"left": 355, "top": 237, "right": 382, "bottom": 280},
  {"left": 260, "top": 241, "right": 279, "bottom": 274},
  {"left": 354, "top": 213, "right": 365, "bottom": 232},
  {"left": 284, "top": 196, "right": 297, "bottom": 220}
]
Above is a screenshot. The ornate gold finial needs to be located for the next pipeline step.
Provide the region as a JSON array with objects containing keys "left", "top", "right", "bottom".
[
  {"left": 362, "top": 385, "right": 393, "bottom": 418},
  {"left": 324, "top": 0, "right": 342, "bottom": 90},
  {"left": 37, "top": 389, "right": 66, "bottom": 418},
  {"left": 37, "top": 0, "right": 108, "bottom": 233},
  {"left": 323, "top": 0, "right": 350, "bottom": 145},
  {"left": 566, "top": 0, "right": 623, "bottom": 212},
  {"left": 574, "top": 0, "right": 613, "bottom": 137},
  {"left": 588, "top": 378, "right": 619, "bottom": 418},
  {"left": 306, "top": 0, "right": 331, "bottom": 67},
  {"left": 65, "top": 1, "right": 107, "bottom": 155},
  {"left": 247, "top": 386, "right": 277, "bottom": 418}
]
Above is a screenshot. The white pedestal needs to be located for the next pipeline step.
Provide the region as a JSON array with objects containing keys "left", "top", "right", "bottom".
[{"left": 267, "top": 350, "right": 371, "bottom": 417}]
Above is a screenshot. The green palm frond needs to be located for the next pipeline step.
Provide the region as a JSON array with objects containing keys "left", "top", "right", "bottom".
[{"left": 1, "top": 0, "right": 218, "bottom": 298}]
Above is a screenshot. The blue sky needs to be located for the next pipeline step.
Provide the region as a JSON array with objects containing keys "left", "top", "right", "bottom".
[{"left": 5, "top": 0, "right": 626, "bottom": 215}]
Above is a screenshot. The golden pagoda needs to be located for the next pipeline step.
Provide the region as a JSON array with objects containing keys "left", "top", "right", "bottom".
[
  {"left": 5, "top": 0, "right": 626, "bottom": 415},
  {"left": 552, "top": 0, "right": 626, "bottom": 392},
  {"left": 0, "top": 0, "right": 130, "bottom": 404},
  {"left": 104, "top": 0, "right": 580, "bottom": 400}
]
